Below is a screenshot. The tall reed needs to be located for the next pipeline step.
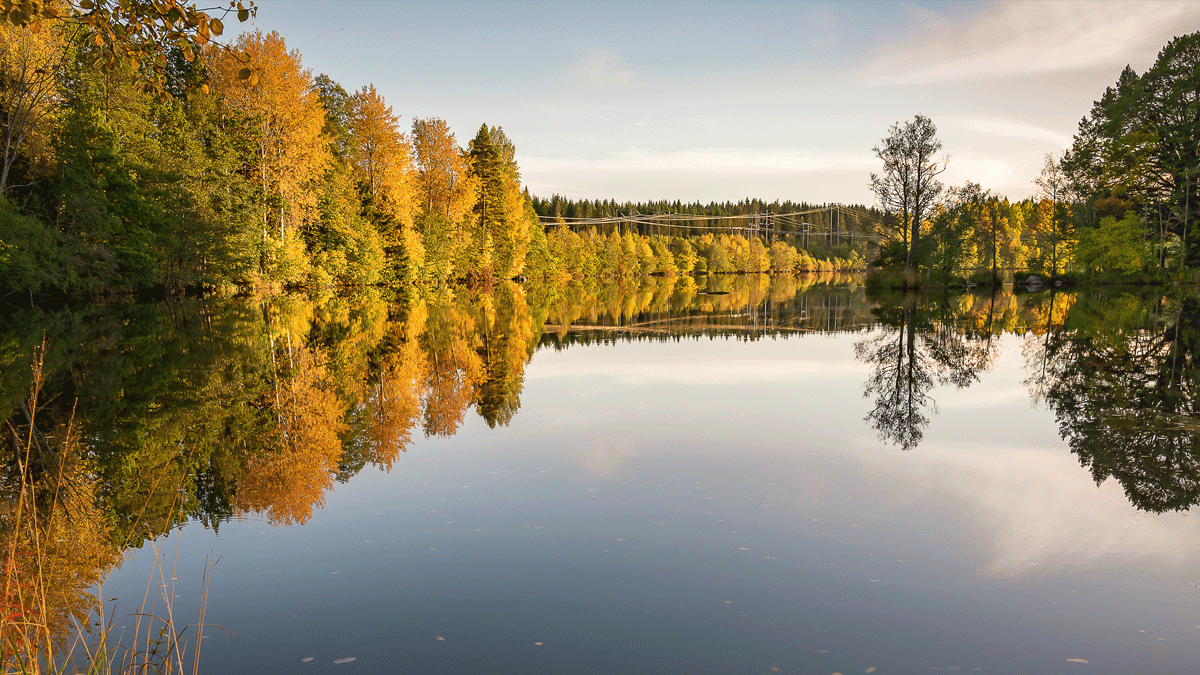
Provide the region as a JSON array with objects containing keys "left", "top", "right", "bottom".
[{"left": 2, "top": 338, "right": 219, "bottom": 675}]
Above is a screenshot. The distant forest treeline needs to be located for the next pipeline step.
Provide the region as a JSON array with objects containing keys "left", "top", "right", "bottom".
[{"left": 528, "top": 194, "right": 1085, "bottom": 284}]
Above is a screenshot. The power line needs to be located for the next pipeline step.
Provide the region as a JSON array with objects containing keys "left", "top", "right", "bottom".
[{"left": 538, "top": 206, "right": 882, "bottom": 242}]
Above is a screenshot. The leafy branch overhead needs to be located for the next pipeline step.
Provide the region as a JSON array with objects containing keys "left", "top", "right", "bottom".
[{"left": 0, "top": 0, "right": 258, "bottom": 91}]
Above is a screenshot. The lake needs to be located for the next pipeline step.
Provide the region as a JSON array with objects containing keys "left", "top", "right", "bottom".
[{"left": 3, "top": 274, "right": 1199, "bottom": 674}]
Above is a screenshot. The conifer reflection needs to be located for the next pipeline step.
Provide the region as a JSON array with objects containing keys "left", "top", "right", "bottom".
[{"left": 1028, "top": 293, "right": 1200, "bottom": 512}]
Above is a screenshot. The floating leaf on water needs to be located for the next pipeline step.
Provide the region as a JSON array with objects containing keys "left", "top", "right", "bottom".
[
  {"left": 300, "top": 657, "right": 313, "bottom": 662},
  {"left": 816, "top": 649, "right": 827, "bottom": 653},
  {"left": 771, "top": 668, "right": 781, "bottom": 673},
  {"left": 1066, "top": 658, "right": 1088, "bottom": 664},
  {"left": 725, "top": 600, "right": 732, "bottom": 604},
  {"left": 436, "top": 636, "right": 445, "bottom": 641},
  {"left": 333, "top": 657, "right": 356, "bottom": 664},
  {"left": 534, "top": 642, "right": 543, "bottom": 645},
  {"left": 869, "top": 579, "right": 880, "bottom": 583},
  {"left": 866, "top": 669, "right": 876, "bottom": 673}
]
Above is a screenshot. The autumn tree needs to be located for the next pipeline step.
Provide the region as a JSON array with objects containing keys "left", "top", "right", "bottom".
[
  {"left": 349, "top": 84, "right": 420, "bottom": 275},
  {"left": 0, "top": 17, "right": 65, "bottom": 194},
  {"left": 411, "top": 117, "right": 475, "bottom": 280},
  {"left": 928, "top": 182, "right": 985, "bottom": 285},
  {"left": 207, "top": 30, "right": 328, "bottom": 281}
]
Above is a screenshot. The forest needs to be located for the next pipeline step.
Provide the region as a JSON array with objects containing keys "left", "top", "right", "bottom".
[
  {"left": 0, "top": 5, "right": 863, "bottom": 297},
  {"left": 0, "top": 6, "right": 1197, "bottom": 295},
  {"left": 867, "top": 31, "right": 1200, "bottom": 287}
]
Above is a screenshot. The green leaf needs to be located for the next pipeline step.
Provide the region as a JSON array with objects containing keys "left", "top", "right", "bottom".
[
  {"left": 238, "top": 67, "right": 251, "bottom": 80},
  {"left": 211, "top": 17, "right": 223, "bottom": 34},
  {"left": 237, "top": 8, "right": 248, "bottom": 22}
]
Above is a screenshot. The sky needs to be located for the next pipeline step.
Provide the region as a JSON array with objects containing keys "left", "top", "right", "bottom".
[{"left": 238, "top": 1, "right": 1200, "bottom": 206}]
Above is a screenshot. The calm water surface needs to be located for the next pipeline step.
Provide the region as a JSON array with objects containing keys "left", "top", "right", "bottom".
[{"left": 4, "top": 276, "right": 1199, "bottom": 674}]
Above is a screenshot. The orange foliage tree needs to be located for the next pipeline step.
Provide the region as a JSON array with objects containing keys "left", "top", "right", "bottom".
[
  {"left": 206, "top": 30, "right": 328, "bottom": 280},
  {"left": 350, "top": 84, "right": 420, "bottom": 275},
  {"left": 412, "top": 117, "right": 477, "bottom": 281},
  {"left": 237, "top": 337, "right": 347, "bottom": 526}
]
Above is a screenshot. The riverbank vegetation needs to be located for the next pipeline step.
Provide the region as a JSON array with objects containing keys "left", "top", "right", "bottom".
[
  {"left": 869, "top": 32, "right": 1200, "bottom": 289},
  {"left": 0, "top": 8, "right": 860, "bottom": 299}
]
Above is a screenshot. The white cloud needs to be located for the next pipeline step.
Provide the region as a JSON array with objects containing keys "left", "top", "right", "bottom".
[
  {"left": 519, "top": 146, "right": 878, "bottom": 176},
  {"left": 857, "top": 438, "right": 1200, "bottom": 578},
  {"left": 941, "top": 117, "right": 1073, "bottom": 148},
  {"left": 569, "top": 48, "right": 635, "bottom": 90},
  {"left": 864, "top": 1, "right": 1200, "bottom": 85},
  {"left": 527, "top": 358, "right": 867, "bottom": 385}
]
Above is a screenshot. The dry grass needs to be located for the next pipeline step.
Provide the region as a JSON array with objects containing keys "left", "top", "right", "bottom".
[{"left": 2, "top": 337, "right": 221, "bottom": 675}]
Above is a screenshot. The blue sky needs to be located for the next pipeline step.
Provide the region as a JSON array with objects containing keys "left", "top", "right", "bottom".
[{"left": 239, "top": 1, "right": 1200, "bottom": 205}]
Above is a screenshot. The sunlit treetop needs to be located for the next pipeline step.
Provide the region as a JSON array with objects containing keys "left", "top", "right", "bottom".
[{"left": 0, "top": 0, "right": 258, "bottom": 96}]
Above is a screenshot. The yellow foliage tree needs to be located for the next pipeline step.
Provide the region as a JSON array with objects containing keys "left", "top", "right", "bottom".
[
  {"left": 412, "top": 118, "right": 477, "bottom": 280},
  {"left": 207, "top": 30, "right": 328, "bottom": 277},
  {"left": 412, "top": 117, "right": 474, "bottom": 222},
  {"left": 0, "top": 18, "right": 64, "bottom": 194},
  {"left": 350, "top": 84, "right": 421, "bottom": 271},
  {"left": 238, "top": 339, "right": 347, "bottom": 526}
]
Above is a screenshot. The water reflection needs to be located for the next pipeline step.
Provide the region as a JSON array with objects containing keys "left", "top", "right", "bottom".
[
  {"left": 1027, "top": 292, "right": 1200, "bottom": 512},
  {"left": 3, "top": 275, "right": 1200, "bottom": 666},
  {"left": 854, "top": 296, "right": 996, "bottom": 450}
]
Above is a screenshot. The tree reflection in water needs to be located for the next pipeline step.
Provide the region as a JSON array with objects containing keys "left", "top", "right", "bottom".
[
  {"left": 1027, "top": 292, "right": 1200, "bottom": 512},
  {"left": 5, "top": 277, "right": 1200, "bottom": 664},
  {"left": 0, "top": 273, "right": 866, "bottom": 661},
  {"left": 855, "top": 293, "right": 997, "bottom": 451}
]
